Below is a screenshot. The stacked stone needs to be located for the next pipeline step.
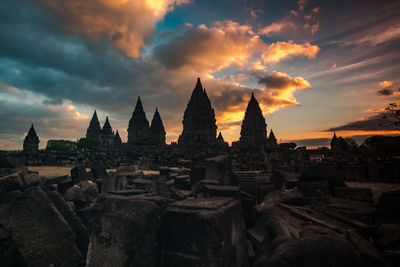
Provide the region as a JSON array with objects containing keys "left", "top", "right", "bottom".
[
  {"left": 23, "top": 124, "right": 40, "bottom": 152},
  {"left": 86, "top": 110, "right": 101, "bottom": 139},
  {"left": 150, "top": 108, "right": 166, "bottom": 145},
  {"left": 239, "top": 92, "right": 267, "bottom": 147},
  {"left": 127, "top": 97, "right": 150, "bottom": 143},
  {"left": 178, "top": 78, "right": 217, "bottom": 149}
]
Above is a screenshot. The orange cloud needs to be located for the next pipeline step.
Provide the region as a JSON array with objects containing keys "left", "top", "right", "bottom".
[
  {"left": 155, "top": 20, "right": 268, "bottom": 72},
  {"left": 379, "top": 80, "right": 394, "bottom": 88},
  {"left": 257, "top": 71, "right": 311, "bottom": 112},
  {"left": 262, "top": 41, "right": 320, "bottom": 63},
  {"left": 37, "top": 0, "right": 190, "bottom": 57},
  {"left": 258, "top": 22, "right": 296, "bottom": 36}
]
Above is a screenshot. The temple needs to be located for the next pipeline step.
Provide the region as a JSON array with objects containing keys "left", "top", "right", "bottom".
[
  {"left": 127, "top": 97, "right": 150, "bottom": 143},
  {"left": 23, "top": 124, "right": 39, "bottom": 152},
  {"left": 266, "top": 129, "right": 277, "bottom": 147},
  {"left": 150, "top": 108, "right": 166, "bottom": 145},
  {"left": 178, "top": 78, "right": 217, "bottom": 150},
  {"left": 239, "top": 92, "right": 267, "bottom": 147},
  {"left": 99, "top": 117, "right": 116, "bottom": 150},
  {"left": 86, "top": 110, "right": 101, "bottom": 139}
]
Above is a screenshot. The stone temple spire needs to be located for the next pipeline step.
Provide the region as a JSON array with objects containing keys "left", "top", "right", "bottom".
[
  {"left": 239, "top": 92, "right": 267, "bottom": 146},
  {"left": 115, "top": 130, "right": 122, "bottom": 145},
  {"left": 267, "top": 129, "right": 277, "bottom": 147},
  {"left": 178, "top": 78, "right": 217, "bottom": 149},
  {"left": 86, "top": 110, "right": 101, "bottom": 139},
  {"left": 150, "top": 107, "right": 166, "bottom": 145},
  {"left": 128, "top": 96, "right": 150, "bottom": 142},
  {"left": 102, "top": 116, "right": 113, "bottom": 136},
  {"left": 23, "top": 124, "right": 40, "bottom": 152},
  {"left": 217, "top": 132, "right": 224, "bottom": 142}
]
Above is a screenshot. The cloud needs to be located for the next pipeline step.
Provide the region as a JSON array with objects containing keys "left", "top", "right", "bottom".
[
  {"left": 36, "top": 0, "right": 190, "bottom": 57},
  {"left": 262, "top": 41, "right": 319, "bottom": 63},
  {"left": 155, "top": 21, "right": 319, "bottom": 70},
  {"left": 377, "top": 88, "right": 394, "bottom": 96},
  {"left": 259, "top": 0, "right": 321, "bottom": 37},
  {"left": 258, "top": 22, "right": 296, "bottom": 36},
  {"left": 380, "top": 80, "right": 394, "bottom": 87},
  {"left": 154, "top": 20, "right": 265, "bottom": 71},
  {"left": 258, "top": 71, "right": 311, "bottom": 90},
  {"left": 328, "top": 112, "right": 399, "bottom": 131}
]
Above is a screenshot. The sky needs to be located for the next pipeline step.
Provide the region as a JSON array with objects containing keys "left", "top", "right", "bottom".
[{"left": 0, "top": 0, "right": 399, "bottom": 150}]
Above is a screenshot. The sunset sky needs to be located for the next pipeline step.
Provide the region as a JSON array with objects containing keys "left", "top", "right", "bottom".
[{"left": 1, "top": 0, "right": 400, "bottom": 150}]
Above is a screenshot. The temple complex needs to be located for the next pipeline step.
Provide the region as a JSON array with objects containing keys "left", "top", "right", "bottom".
[
  {"left": 127, "top": 97, "right": 150, "bottom": 143},
  {"left": 150, "top": 108, "right": 166, "bottom": 145},
  {"left": 178, "top": 78, "right": 217, "bottom": 149},
  {"left": 11, "top": 77, "right": 400, "bottom": 267},
  {"left": 23, "top": 124, "right": 39, "bottom": 152},
  {"left": 86, "top": 110, "right": 101, "bottom": 139},
  {"left": 239, "top": 92, "right": 267, "bottom": 147}
]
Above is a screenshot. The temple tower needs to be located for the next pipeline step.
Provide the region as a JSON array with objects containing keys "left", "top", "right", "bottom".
[
  {"left": 101, "top": 116, "right": 113, "bottom": 136},
  {"left": 127, "top": 97, "right": 150, "bottom": 143},
  {"left": 150, "top": 108, "right": 166, "bottom": 145},
  {"left": 115, "top": 130, "right": 122, "bottom": 146},
  {"left": 99, "top": 116, "right": 116, "bottom": 150},
  {"left": 267, "top": 129, "right": 277, "bottom": 147},
  {"left": 239, "top": 92, "right": 267, "bottom": 146},
  {"left": 86, "top": 110, "right": 101, "bottom": 139},
  {"left": 178, "top": 78, "right": 217, "bottom": 149},
  {"left": 23, "top": 124, "right": 40, "bottom": 152}
]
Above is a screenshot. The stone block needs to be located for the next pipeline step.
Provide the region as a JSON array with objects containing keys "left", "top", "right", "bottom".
[
  {"left": 0, "top": 186, "right": 83, "bottom": 267},
  {"left": 164, "top": 197, "right": 248, "bottom": 267},
  {"left": 86, "top": 195, "right": 163, "bottom": 267}
]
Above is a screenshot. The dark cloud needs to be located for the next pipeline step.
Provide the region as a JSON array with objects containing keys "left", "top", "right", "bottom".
[
  {"left": 258, "top": 71, "right": 310, "bottom": 90},
  {"left": 292, "top": 138, "right": 330, "bottom": 147},
  {"left": 377, "top": 88, "right": 394, "bottom": 96},
  {"left": 328, "top": 112, "right": 399, "bottom": 131}
]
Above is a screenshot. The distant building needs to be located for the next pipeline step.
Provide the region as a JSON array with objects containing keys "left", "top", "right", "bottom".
[
  {"left": 23, "top": 124, "right": 39, "bottom": 152},
  {"left": 330, "top": 132, "right": 349, "bottom": 152}
]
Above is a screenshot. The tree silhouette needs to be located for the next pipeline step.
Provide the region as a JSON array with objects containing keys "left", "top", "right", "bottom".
[{"left": 385, "top": 103, "right": 400, "bottom": 128}]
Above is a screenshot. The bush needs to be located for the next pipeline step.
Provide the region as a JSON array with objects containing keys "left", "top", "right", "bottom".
[
  {"left": 360, "top": 135, "right": 400, "bottom": 156},
  {"left": 46, "top": 141, "right": 71, "bottom": 151},
  {"left": 129, "top": 136, "right": 160, "bottom": 146},
  {"left": 76, "top": 137, "right": 99, "bottom": 150}
]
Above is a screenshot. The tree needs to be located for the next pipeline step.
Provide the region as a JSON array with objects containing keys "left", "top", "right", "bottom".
[
  {"left": 128, "top": 136, "right": 161, "bottom": 146},
  {"left": 76, "top": 137, "right": 99, "bottom": 150},
  {"left": 385, "top": 103, "right": 400, "bottom": 128}
]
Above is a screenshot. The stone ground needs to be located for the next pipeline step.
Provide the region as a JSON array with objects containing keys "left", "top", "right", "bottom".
[
  {"left": 346, "top": 181, "right": 400, "bottom": 204},
  {"left": 28, "top": 166, "right": 159, "bottom": 177}
]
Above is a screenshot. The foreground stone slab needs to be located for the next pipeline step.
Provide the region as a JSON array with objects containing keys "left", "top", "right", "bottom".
[
  {"left": 46, "top": 190, "right": 89, "bottom": 257},
  {"left": 0, "top": 186, "right": 83, "bottom": 267},
  {"left": 86, "top": 195, "right": 163, "bottom": 267},
  {"left": 164, "top": 197, "right": 248, "bottom": 267}
]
